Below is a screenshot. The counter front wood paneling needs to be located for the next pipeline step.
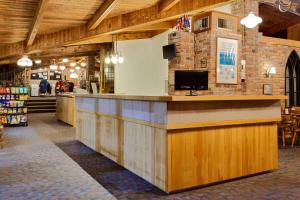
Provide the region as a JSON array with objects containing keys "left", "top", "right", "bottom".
[
  {"left": 167, "top": 123, "right": 278, "bottom": 191},
  {"left": 76, "top": 98, "right": 167, "bottom": 191},
  {"left": 56, "top": 94, "right": 76, "bottom": 127},
  {"left": 75, "top": 95, "right": 284, "bottom": 193}
]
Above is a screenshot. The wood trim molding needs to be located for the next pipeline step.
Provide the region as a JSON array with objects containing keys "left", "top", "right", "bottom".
[
  {"left": 167, "top": 118, "right": 281, "bottom": 130},
  {"left": 27, "top": 0, "right": 50, "bottom": 46},
  {"left": 88, "top": 0, "right": 120, "bottom": 30},
  {"left": 75, "top": 94, "right": 287, "bottom": 102},
  {"left": 260, "top": 36, "right": 300, "bottom": 48}
]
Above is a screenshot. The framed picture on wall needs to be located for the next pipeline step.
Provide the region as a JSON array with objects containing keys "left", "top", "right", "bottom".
[
  {"left": 263, "top": 84, "right": 273, "bottom": 95},
  {"left": 216, "top": 37, "right": 238, "bottom": 84}
]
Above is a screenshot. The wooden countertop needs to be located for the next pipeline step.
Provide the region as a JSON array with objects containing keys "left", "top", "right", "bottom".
[
  {"left": 75, "top": 94, "right": 287, "bottom": 102},
  {"left": 57, "top": 93, "right": 75, "bottom": 98}
]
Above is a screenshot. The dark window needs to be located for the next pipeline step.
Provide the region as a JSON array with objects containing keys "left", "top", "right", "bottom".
[{"left": 285, "top": 50, "right": 300, "bottom": 107}]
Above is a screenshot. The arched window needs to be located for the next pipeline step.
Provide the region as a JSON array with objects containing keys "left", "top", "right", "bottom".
[{"left": 285, "top": 50, "right": 300, "bottom": 107}]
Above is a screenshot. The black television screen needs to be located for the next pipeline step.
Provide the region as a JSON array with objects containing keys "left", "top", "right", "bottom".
[
  {"left": 163, "top": 44, "right": 176, "bottom": 59},
  {"left": 175, "top": 71, "right": 208, "bottom": 90}
]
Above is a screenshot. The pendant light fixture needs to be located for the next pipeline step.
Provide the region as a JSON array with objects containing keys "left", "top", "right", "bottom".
[
  {"left": 59, "top": 64, "right": 66, "bottom": 70},
  {"left": 17, "top": 55, "right": 33, "bottom": 67},
  {"left": 62, "top": 58, "right": 69, "bottom": 63},
  {"left": 75, "top": 66, "right": 81, "bottom": 70},
  {"left": 70, "top": 72, "right": 78, "bottom": 79},
  {"left": 80, "top": 62, "right": 86, "bottom": 67},
  {"left": 70, "top": 69, "right": 75, "bottom": 73},
  {"left": 35, "top": 59, "right": 42, "bottom": 65},
  {"left": 240, "top": 0, "right": 262, "bottom": 29},
  {"left": 70, "top": 62, "right": 76, "bottom": 67},
  {"left": 50, "top": 60, "right": 58, "bottom": 70},
  {"left": 240, "top": 12, "right": 262, "bottom": 29},
  {"left": 104, "top": 34, "right": 124, "bottom": 65}
]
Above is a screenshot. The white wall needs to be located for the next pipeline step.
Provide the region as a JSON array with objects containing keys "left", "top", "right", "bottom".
[{"left": 115, "top": 31, "right": 170, "bottom": 96}]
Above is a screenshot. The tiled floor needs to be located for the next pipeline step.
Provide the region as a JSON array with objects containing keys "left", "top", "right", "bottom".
[{"left": 1, "top": 113, "right": 300, "bottom": 200}]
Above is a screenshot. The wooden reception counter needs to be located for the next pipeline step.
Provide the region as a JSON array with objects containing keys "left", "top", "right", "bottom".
[{"left": 75, "top": 94, "right": 286, "bottom": 193}]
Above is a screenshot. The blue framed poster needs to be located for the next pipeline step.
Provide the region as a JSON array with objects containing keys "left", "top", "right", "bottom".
[{"left": 216, "top": 37, "right": 238, "bottom": 84}]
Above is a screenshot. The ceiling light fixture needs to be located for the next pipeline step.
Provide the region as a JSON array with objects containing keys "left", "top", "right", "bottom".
[
  {"left": 80, "top": 62, "right": 86, "bottom": 67},
  {"left": 70, "top": 62, "right": 76, "bottom": 67},
  {"left": 105, "top": 34, "right": 124, "bottom": 65},
  {"left": 35, "top": 59, "right": 42, "bottom": 65},
  {"left": 50, "top": 59, "right": 58, "bottom": 70},
  {"left": 240, "top": 12, "right": 262, "bottom": 29},
  {"left": 59, "top": 65, "right": 66, "bottom": 70},
  {"left": 62, "top": 58, "right": 69, "bottom": 63},
  {"left": 75, "top": 66, "right": 81, "bottom": 70},
  {"left": 17, "top": 55, "right": 33, "bottom": 67},
  {"left": 70, "top": 72, "right": 78, "bottom": 79},
  {"left": 70, "top": 69, "right": 75, "bottom": 73}
]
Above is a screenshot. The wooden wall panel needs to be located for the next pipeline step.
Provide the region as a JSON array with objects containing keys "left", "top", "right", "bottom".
[
  {"left": 76, "top": 110, "right": 97, "bottom": 150},
  {"left": 167, "top": 123, "right": 278, "bottom": 192},
  {"left": 99, "top": 115, "right": 120, "bottom": 162},
  {"left": 56, "top": 96, "right": 76, "bottom": 127}
]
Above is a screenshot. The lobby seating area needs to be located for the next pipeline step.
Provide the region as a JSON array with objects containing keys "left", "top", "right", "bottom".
[{"left": 279, "top": 107, "right": 300, "bottom": 147}]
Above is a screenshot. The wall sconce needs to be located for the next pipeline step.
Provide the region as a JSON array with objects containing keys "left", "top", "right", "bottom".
[{"left": 266, "top": 67, "right": 276, "bottom": 78}]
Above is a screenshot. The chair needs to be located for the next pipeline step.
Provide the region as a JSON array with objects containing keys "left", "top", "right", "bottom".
[{"left": 278, "top": 114, "right": 294, "bottom": 147}]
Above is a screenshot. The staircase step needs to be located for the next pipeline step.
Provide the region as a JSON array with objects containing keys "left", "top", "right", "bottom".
[
  {"left": 27, "top": 96, "right": 57, "bottom": 114},
  {"left": 28, "top": 109, "right": 56, "bottom": 113}
]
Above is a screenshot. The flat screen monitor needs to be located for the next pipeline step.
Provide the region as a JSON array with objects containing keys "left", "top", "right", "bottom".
[
  {"left": 163, "top": 44, "right": 176, "bottom": 59},
  {"left": 175, "top": 70, "right": 208, "bottom": 90}
]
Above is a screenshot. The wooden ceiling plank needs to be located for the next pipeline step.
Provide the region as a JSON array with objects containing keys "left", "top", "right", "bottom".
[
  {"left": 158, "top": 0, "right": 181, "bottom": 12},
  {"left": 27, "top": 0, "right": 50, "bottom": 46},
  {"left": 88, "top": 0, "right": 120, "bottom": 30},
  {"left": 0, "top": 0, "right": 231, "bottom": 59}
]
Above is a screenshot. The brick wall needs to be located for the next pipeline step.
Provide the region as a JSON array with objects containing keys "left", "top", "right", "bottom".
[
  {"left": 168, "top": 26, "right": 243, "bottom": 95},
  {"left": 257, "top": 42, "right": 300, "bottom": 95},
  {"left": 168, "top": 31, "right": 195, "bottom": 95},
  {"left": 168, "top": 0, "right": 300, "bottom": 96}
]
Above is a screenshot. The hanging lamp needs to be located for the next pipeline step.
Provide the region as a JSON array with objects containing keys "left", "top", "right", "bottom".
[
  {"left": 70, "top": 72, "right": 78, "bottom": 79},
  {"left": 104, "top": 34, "right": 124, "bottom": 64},
  {"left": 50, "top": 59, "right": 58, "bottom": 70},
  {"left": 240, "top": 12, "right": 262, "bottom": 29},
  {"left": 59, "top": 64, "right": 66, "bottom": 70},
  {"left": 17, "top": 55, "right": 33, "bottom": 67}
]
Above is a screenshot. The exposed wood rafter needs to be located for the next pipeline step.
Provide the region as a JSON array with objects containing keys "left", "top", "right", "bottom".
[
  {"left": 0, "top": 0, "right": 231, "bottom": 60},
  {"left": 27, "top": 0, "right": 50, "bottom": 46},
  {"left": 158, "top": 0, "right": 181, "bottom": 12},
  {"left": 88, "top": 0, "right": 120, "bottom": 30}
]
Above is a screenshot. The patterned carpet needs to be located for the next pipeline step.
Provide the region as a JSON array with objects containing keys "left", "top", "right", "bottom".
[
  {"left": 0, "top": 114, "right": 115, "bottom": 200},
  {"left": 1, "top": 113, "right": 300, "bottom": 200},
  {"left": 56, "top": 140, "right": 300, "bottom": 200}
]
